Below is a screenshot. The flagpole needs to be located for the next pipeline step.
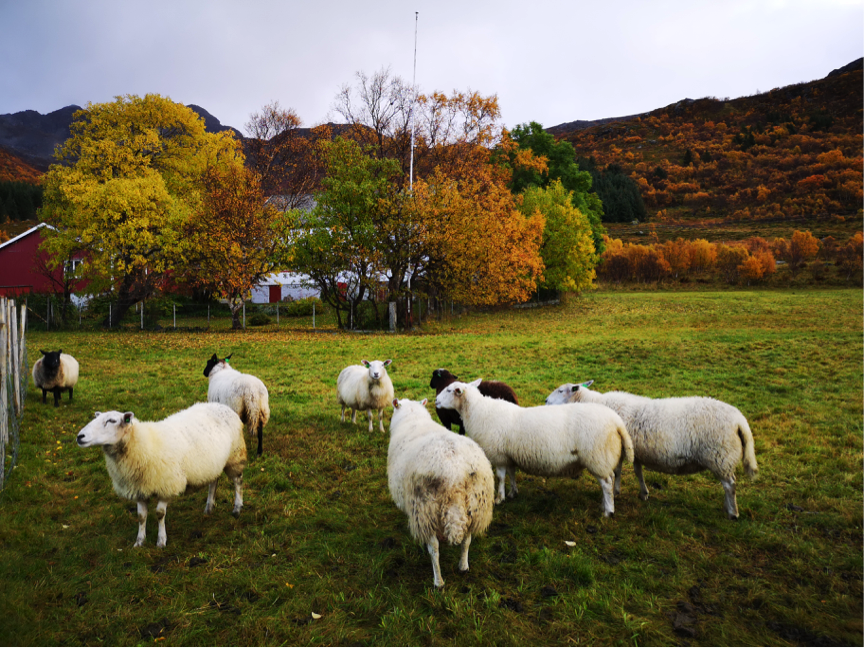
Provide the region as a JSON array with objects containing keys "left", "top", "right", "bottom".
[{"left": 409, "top": 11, "right": 418, "bottom": 191}]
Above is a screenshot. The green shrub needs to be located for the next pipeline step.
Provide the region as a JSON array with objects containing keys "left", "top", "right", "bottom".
[
  {"left": 283, "top": 296, "right": 324, "bottom": 317},
  {"left": 249, "top": 311, "right": 272, "bottom": 326}
]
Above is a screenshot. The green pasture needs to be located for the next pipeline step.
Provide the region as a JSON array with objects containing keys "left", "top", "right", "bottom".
[{"left": 1, "top": 288, "right": 861, "bottom": 646}]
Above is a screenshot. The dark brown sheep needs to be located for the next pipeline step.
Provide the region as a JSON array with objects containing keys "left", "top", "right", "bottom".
[{"left": 429, "top": 368, "right": 518, "bottom": 434}]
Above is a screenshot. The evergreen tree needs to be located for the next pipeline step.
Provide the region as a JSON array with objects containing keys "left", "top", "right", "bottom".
[{"left": 508, "top": 122, "right": 606, "bottom": 253}]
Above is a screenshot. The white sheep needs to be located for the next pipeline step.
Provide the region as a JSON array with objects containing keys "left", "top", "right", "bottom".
[
  {"left": 32, "top": 349, "right": 79, "bottom": 407},
  {"left": 203, "top": 353, "right": 271, "bottom": 457},
  {"left": 388, "top": 397, "right": 494, "bottom": 588},
  {"left": 337, "top": 359, "right": 394, "bottom": 433},
  {"left": 545, "top": 381, "right": 759, "bottom": 519},
  {"left": 436, "top": 379, "right": 634, "bottom": 517},
  {"left": 76, "top": 402, "right": 247, "bottom": 547}
]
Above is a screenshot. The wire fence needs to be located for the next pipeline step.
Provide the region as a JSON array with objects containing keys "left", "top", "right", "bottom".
[
  {"left": 1, "top": 298, "right": 27, "bottom": 491},
  {"left": 21, "top": 292, "right": 481, "bottom": 333}
]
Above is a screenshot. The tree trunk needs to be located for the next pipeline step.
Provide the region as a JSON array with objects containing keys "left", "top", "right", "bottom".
[
  {"left": 100, "top": 272, "right": 157, "bottom": 327},
  {"left": 229, "top": 296, "right": 244, "bottom": 330}
]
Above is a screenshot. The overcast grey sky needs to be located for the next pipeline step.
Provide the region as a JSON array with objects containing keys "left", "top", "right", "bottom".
[{"left": 1, "top": 0, "right": 861, "bottom": 136}]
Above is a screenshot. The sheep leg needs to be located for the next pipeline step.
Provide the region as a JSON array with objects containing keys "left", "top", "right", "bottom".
[
  {"left": 205, "top": 481, "right": 217, "bottom": 515},
  {"left": 494, "top": 467, "right": 507, "bottom": 504},
  {"left": 53, "top": 386, "right": 62, "bottom": 407},
  {"left": 635, "top": 462, "right": 650, "bottom": 501},
  {"left": 351, "top": 409, "right": 357, "bottom": 424},
  {"left": 256, "top": 420, "right": 263, "bottom": 457},
  {"left": 68, "top": 387, "right": 74, "bottom": 402},
  {"left": 41, "top": 388, "right": 47, "bottom": 404},
  {"left": 367, "top": 409, "right": 374, "bottom": 433},
  {"left": 613, "top": 459, "right": 623, "bottom": 496},
  {"left": 155, "top": 500, "right": 169, "bottom": 548},
  {"left": 378, "top": 408, "right": 386, "bottom": 433},
  {"left": 721, "top": 477, "right": 739, "bottom": 520},
  {"left": 231, "top": 473, "right": 244, "bottom": 517},
  {"left": 458, "top": 534, "right": 472, "bottom": 572},
  {"left": 134, "top": 500, "right": 148, "bottom": 547},
  {"left": 506, "top": 466, "right": 518, "bottom": 499},
  {"left": 340, "top": 404, "right": 347, "bottom": 423},
  {"left": 427, "top": 536, "right": 444, "bottom": 588},
  {"left": 598, "top": 475, "right": 615, "bottom": 517}
]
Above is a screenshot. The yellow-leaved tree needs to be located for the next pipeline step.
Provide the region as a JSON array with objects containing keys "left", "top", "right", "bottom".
[
  {"left": 517, "top": 180, "right": 596, "bottom": 294},
  {"left": 40, "top": 94, "right": 242, "bottom": 326},
  {"left": 184, "top": 164, "right": 298, "bottom": 329}
]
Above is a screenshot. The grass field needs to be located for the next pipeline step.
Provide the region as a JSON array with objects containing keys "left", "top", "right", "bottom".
[{"left": 1, "top": 288, "right": 861, "bottom": 646}]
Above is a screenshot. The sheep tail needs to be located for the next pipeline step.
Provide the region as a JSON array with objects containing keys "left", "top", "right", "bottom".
[
  {"left": 618, "top": 424, "right": 635, "bottom": 463},
  {"left": 442, "top": 500, "right": 467, "bottom": 546},
  {"left": 738, "top": 419, "right": 758, "bottom": 480}
]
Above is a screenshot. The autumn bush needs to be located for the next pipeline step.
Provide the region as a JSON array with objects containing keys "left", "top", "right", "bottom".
[{"left": 598, "top": 229, "right": 856, "bottom": 286}]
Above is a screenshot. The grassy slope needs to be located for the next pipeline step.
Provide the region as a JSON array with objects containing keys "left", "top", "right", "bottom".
[{"left": 0, "top": 289, "right": 861, "bottom": 646}]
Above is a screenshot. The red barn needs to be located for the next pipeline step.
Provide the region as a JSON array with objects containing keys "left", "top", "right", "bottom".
[{"left": 0, "top": 223, "right": 64, "bottom": 297}]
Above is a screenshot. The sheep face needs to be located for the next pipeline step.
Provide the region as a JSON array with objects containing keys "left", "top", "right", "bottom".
[
  {"left": 361, "top": 359, "right": 391, "bottom": 382},
  {"left": 203, "top": 353, "right": 233, "bottom": 378},
  {"left": 77, "top": 411, "right": 134, "bottom": 448},
  {"left": 39, "top": 349, "right": 63, "bottom": 376},
  {"left": 429, "top": 368, "right": 457, "bottom": 391},
  {"left": 545, "top": 381, "right": 594, "bottom": 405},
  {"left": 434, "top": 379, "right": 481, "bottom": 412}
]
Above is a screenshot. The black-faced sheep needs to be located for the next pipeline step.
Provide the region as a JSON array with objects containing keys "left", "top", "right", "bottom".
[
  {"left": 76, "top": 403, "right": 247, "bottom": 547},
  {"left": 436, "top": 379, "right": 634, "bottom": 517},
  {"left": 388, "top": 397, "right": 494, "bottom": 588},
  {"left": 32, "top": 349, "right": 79, "bottom": 407},
  {"left": 545, "top": 381, "right": 758, "bottom": 519},
  {"left": 203, "top": 353, "right": 270, "bottom": 457},
  {"left": 337, "top": 359, "right": 394, "bottom": 433},
  {"left": 429, "top": 368, "right": 518, "bottom": 434}
]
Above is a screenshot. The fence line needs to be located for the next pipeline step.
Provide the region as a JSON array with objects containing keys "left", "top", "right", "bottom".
[{"left": 1, "top": 298, "right": 27, "bottom": 491}]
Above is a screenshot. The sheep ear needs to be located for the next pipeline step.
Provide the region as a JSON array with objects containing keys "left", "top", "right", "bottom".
[
  {"left": 420, "top": 398, "right": 428, "bottom": 407},
  {"left": 468, "top": 378, "right": 482, "bottom": 388},
  {"left": 581, "top": 380, "right": 594, "bottom": 388},
  {"left": 392, "top": 399, "right": 400, "bottom": 409},
  {"left": 361, "top": 359, "right": 370, "bottom": 367},
  {"left": 383, "top": 359, "right": 392, "bottom": 366},
  {"left": 40, "top": 349, "right": 48, "bottom": 355},
  {"left": 210, "top": 353, "right": 218, "bottom": 361},
  {"left": 225, "top": 353, "right": 233, "bottom": 361},
  {"left": 454, "top": 387, "right": 463, "bottom": 396},
  {"left": 93, "top": 411, "right": 101, "bottom": 418},
  {"left": 122, "top": 412, "right": 133, "bottom": 425},
  {"left": 571, "top": 385, "right": 579, "bottom": 393}
]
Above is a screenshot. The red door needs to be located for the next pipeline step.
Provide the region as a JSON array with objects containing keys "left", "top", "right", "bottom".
[{"left": 269, "top": 285, "right": 281, "bottom": 303}]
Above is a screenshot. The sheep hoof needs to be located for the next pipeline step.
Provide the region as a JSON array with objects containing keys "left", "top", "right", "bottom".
[
  {"left": 728, "top": 513, "right": 739, "bottom": 521},
  {"left": 232, "top": 509, "right": 241, "bottom": 518},
  {"left": 603, "top": 511, "right": 615, "bottom": 518},
  {"left": 639, "top": 493, "right": 649, "bottom": 501}
]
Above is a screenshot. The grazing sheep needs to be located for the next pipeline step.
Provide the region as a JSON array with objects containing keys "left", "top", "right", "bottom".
[
  {"left": 203, "top": 353, "right": 270, "bottom": 457},
  {"left": 429, "top": 368, "right": 519, "bottom": 434},
  {"left": 388, "top": 397, "right": 494, "bottom": 588},
  {"left": 436, "top": 379, "right": 634, "bottom": 517},
  {"left": 545, "top": 381, "right": 758, "bottom": 519},
  {"left": 32, "top": 349, "right": 79, "bottom": 407},
  {"left": 76, "top": 403, "right": 247, "bottom": 547},
  {"left": 337, "top": 359, "right": 394, "bottom": 433}
]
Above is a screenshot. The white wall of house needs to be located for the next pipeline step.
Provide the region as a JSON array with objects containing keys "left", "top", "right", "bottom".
[{"left": 250, "top": 272, "right": 320, "bottom": 304}]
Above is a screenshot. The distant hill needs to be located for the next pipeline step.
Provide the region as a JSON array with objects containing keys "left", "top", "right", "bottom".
[
  {"left": 549, "top": 58, "right": 863, "bottom": 228},
  {"left": 0, "top": 144, "right": 42, "bottom": 183},
  {"left": 0, "top": 104, "right": 242, "bottom": 175}
]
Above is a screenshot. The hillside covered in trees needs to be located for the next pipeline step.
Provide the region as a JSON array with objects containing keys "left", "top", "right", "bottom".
[{"left": 552, "top": 59, "right": 862, "bottom": 229}]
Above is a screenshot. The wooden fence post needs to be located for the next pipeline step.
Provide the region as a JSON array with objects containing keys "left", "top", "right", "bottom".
[{"left": 0, "top": 298, "right": 8, "bottom": 489}]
